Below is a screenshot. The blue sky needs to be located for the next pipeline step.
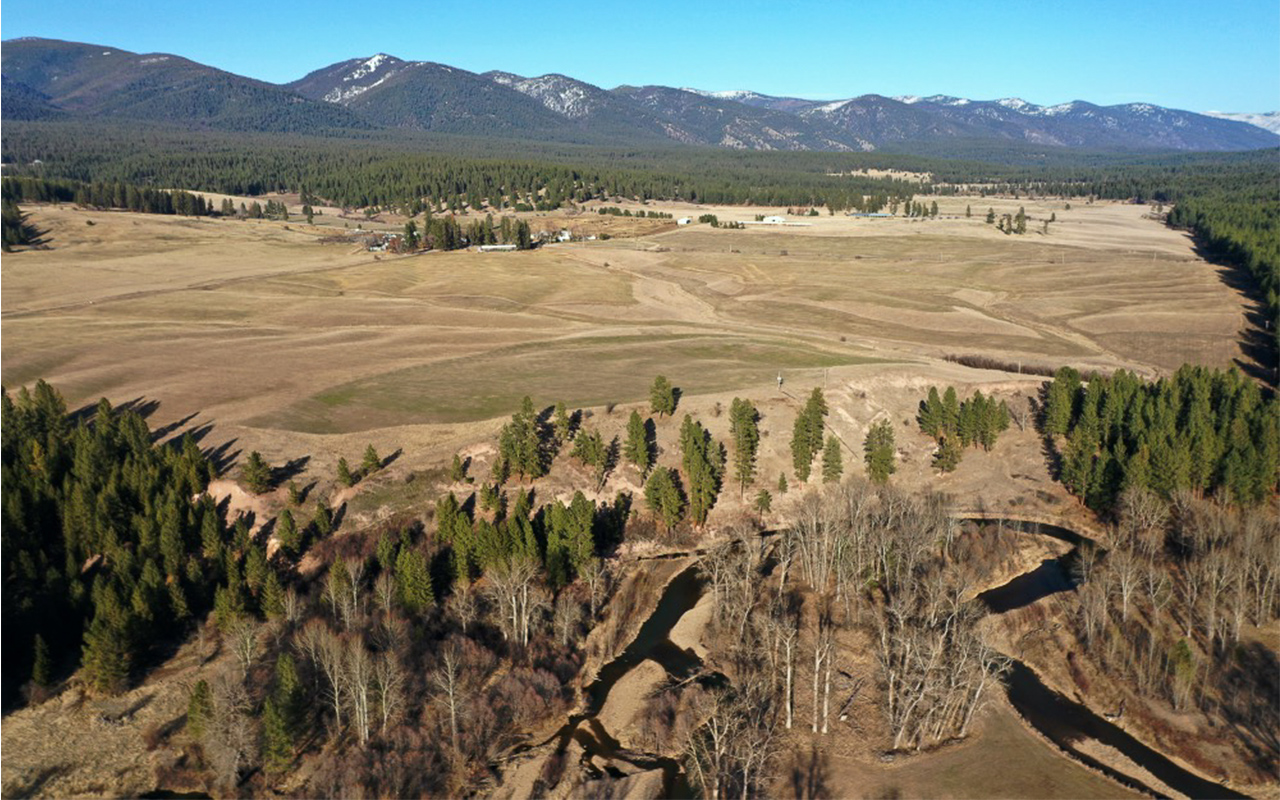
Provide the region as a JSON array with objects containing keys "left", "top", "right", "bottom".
[{"left": 4, "top": 0, "right": 1278, "bottom": 111}]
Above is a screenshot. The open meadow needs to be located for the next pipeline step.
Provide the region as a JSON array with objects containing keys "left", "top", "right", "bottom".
[{"left": 1, "top": 194, "right": 1261, "bottom": 800}]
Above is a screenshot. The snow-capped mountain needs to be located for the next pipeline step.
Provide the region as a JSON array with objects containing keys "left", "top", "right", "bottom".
[
  {"left": 5, "top": 38, "right": 1277, "bottom": 153},
  {"left": 1204, "top": 111, "right": 1280, "bottom": 136}
]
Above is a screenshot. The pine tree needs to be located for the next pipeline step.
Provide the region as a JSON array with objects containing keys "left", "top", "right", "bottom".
[
  {"left": 644, "top": 467, "right": 684, "bottom": 533},
  {"left": 821, "top": 436, "right": 843, "bottom": 483},
  {"left": 449, "top": 453, "right": 468, "bottom": 482},
  {"left": 863, "top": 419, "right": 896, "bottom": 484},
  {"left": 729, "top": 398, "right": 760, "bottom": 495},
  {"left": 754, "top": 489, "right": 772, "bottom": 518},
  {"left": 553, "top": 401, "right": 573, "bottom": 449},
  {"left": 650, "top": 375, "right": 677, "bottom": 417},
  {"left": 777, "top": 473, "right": 788, "bottom": 494},
  {"left": 337, "top": 457, "right": 354, "bottom": 488},
  {"left": 31, "top": 634, "right": 51, "bottom": 688},
  {"left": 934, "top": 437, "right": 962, "bottom": 473},
  {"left": 395, "top": 546, "right": 434, "bottom": 614},
  {"left": 261, "top": 698, "right": 293, "bottom": 773},
  {"left": 242, "top": 451, "right": 272, "bottom": 494},
  {"left": 275, "top": 509, "right": 299, "bottom": 558},
  {"left": 362, "top": 444, "right": 382, "bottom": 476},
  {"left": 312, "top": 501, "right": 333, "bottom": 538},
  {"left": 188, "top": 679, "right": 213, "bottom": 739},
  {"left": 624, "top": 410, "right": 652, "bottom": 475},
  {"left": 917, "top": 386, "right": 945, "bottom": 440}
]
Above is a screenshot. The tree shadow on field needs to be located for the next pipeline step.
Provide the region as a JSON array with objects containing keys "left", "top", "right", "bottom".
[
  {"left": 1217, "top": 640, "right": 1280, "bottom": 777},
  {"left": 150, "top": 411, "right": 201, "bottom": 443},
  {"left": 272, "top": 455, "right": 310, "bottom": 485},
  {"left": 380, "top": 448, "right": 403, "bottom": 470},
  {"left": 1199, "top": 244, "right": 1278, "bottom": 388},
  {"left": 787, "top": 745, "right": 832, "bottom": 800},
  {"left": 3, "top": 763, "right": 69, "bottom": 799}
]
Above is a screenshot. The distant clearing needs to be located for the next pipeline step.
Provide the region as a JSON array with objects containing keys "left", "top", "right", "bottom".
[{"left": 1, "top": 198, "right": 1246, "bottom": 443}]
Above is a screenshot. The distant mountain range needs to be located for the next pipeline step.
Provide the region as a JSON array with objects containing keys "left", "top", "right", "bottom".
[{"left": 4, "top": 37, "right": 1278, "bottom": 154}]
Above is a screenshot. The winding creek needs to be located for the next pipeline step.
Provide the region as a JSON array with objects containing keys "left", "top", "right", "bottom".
[{"left": 530, "top": 519, "right": 1246, "bottom": 800}]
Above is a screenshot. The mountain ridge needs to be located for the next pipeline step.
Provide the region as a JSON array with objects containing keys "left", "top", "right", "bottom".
[{"left": 3, "top": 37, "right": 1277, "bottom": 153}]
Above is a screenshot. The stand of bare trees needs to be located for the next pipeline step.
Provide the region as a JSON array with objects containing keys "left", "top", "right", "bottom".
[{"left": 1071, "top": 488, "right": 1278, "bottom": 731}]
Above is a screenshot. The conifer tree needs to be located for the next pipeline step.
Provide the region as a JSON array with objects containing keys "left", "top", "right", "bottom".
[
  {"left": 553, "top": 401, "right": 573, "bottom": 449},
  {"left": 644, "top": 467, "right": 684, "bottom": 533},
  {"left": 261, "top": 698, "right": 293, "bottom": 773},
  {"left": 337, "top": 457, "right": 354, "bottom": 488},
  {"left": 650, "top": 375, "right": 677, "bottom": 417},
  {"left": 863, "top": 419, "right": 896, "bottom": 484},
  {"left": 362, "top": 444, "right": 382, "bottom": 476},
  {"left": 449, "top": 453, "right": 468, "bottom": 482},
  {"left": 395, "top": 547, "right": 434, "bottom": 615},
  {"left": 822, "top": 436, "right": 843, "bottom": 483},
  {"left": 242, "top": 451, "right": 272, "bottom": 494},
  {"left": 729, "top": 398, "right": 760, "bottom": 495},
  {"left": 188, "top": 679, "right": 213, "bottom": 739},
  {"left": 934, "top": 437, "right": 962, "bottom": 473},
  {"left": 624, "top": 410, "right": 652, "bottom": 475},
  {"left": 754, "top": 489, "right": 772, "bottom": 518},
  {"left": 275, "top": 509, "right": 299, "bottom": 558},
  {"left": 777, "top": 473, "right": 788, "bottom": 494}
]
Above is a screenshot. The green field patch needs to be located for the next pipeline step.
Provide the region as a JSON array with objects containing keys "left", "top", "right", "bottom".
[{"left": 259, "top": 334, "right": 888, "bottom": 433}]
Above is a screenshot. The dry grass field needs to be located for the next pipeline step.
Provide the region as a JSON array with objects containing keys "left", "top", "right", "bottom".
[{"left": 0, "top": 194, "right": 1256, "bottom": 800}]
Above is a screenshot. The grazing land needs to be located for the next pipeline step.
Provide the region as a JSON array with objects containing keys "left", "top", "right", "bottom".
[{"left": 1, "top": 193, "right": 1266, "bottom": 800}]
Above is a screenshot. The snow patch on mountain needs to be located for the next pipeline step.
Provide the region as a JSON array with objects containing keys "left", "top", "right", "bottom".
[
  {"left": 1204, "top": 110, "right": 1280, "bottom": 135},
  {"left": 505, "top": 75, "right": 597, "bottom": 118},
  {"left": 346, "top": 54, "right": 391, "bottom": 82}
]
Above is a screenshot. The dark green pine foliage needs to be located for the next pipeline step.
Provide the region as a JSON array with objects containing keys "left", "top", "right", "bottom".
[
  {"left": 553, "top": 402, "right": 573, "bottom": 451},
  {"left": 336, "top": 457, "right": 355, "bottom": 487},
  {"left": 2, "top": 382, "right": 224, "bottom": 702},
  {"left": 679, "top": 416, "right": 725, "bottom": 527},
  {"left": 188, "top": 679, "right": 213, "bottom": 740},
  {"left": 498, "top": 396, "right": 546, "bottom": 480},
  {"left": 543, "top": 491, "right": 596, "bottom": 587},
  {"left": 275, "top": 509, "right": 300, "bottom": 559},
  {"left": 791, "top": 388, "right": 829, "bottom": 482},
  {"left": 362, "top": 444, "right": 382, "bottom": 476},
  {"left": 650, "top": 375, "right": 677, "bottom": 417},
  {"left": 624, "top": 410, "right": 652, "bottom": 475},
  {"left": 1047, "top": 366, "right": 1278, "bottom": 510},
  {"left": 241, "top": 451, "right": 273, "bottom": 494},
  {"left": 863, "top": 419, "right": 897, "bottom": 484},
  {"left": 729, "top": 398, "right": 760, "bottom": 495},
  {"left": 2, "top": 199, "right": 38, "bottom": 251},
  {"left": 395, "top": 546, "right": 434, "bottom": 615},
  {"left": 644, "top": 466, "right": 685, "bottom": 533},
  {"left": 821, "top": 436, "right": 843, "bottom": 483},
  {"left": 570, "top": 428, "right": 611, "bottom": 490}
]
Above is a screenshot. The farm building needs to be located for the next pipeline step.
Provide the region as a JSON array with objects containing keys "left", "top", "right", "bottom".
[
  {"left": 762, "top": 215, "right": 786, "bottom": 224},
  {"left": 478, "top": 244, "right": 517, "bottom": 252},
  {"left": 676, "top": 217, "right": 693, "bottom": 225}
]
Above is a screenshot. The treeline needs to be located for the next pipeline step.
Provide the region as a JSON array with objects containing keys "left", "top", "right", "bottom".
[
  {"left": 917, "top": 387, "right": 1011, "bottom": 471},
  {"left": 2, "top": 199, "right": 38, "bottom": 250},
  {"left": 2, "top": 176, "right": 211, "bottom": 217},
  {"left": 1044, "top": 366, "right": 1279, "bottom": 510},
  {"left": 1168, "top": 189, "right": 1279, "bottom": 355},
  {"left": 1, "top": 383, "right": 224, "bottom": 703}
]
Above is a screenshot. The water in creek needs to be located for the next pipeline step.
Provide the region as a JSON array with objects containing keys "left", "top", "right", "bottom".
[
  {"left": 540, "top": 564, "right": 711, "bottom": 797},
  {"left": 528, "top": 520, "right": 1245, "bottom": 800},
  {"left": 971, "top": 518, "right": 1247, "bottom": 800}
]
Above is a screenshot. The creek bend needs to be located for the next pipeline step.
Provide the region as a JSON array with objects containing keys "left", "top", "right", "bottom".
[{"left": 522, "top": 519, "right": 1245, "bottom": 800}]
